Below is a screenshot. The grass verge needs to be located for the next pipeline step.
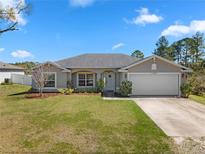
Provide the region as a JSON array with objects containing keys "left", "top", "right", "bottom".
[{"left": 0, "top": 84, "right": 175, "bottom": 153}]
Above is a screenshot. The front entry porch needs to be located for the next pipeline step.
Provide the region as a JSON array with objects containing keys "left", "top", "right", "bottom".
[{"left": 70, "top": 69, "right": 122, "bottom": 95}]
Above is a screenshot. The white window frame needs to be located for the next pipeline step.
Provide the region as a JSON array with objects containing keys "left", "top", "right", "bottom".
[
  {"left": 43, "top": 72, "right": 57, "bottom": 89},
  {"left": 77, "top": 72, "right": 95, "bottom": 88}
]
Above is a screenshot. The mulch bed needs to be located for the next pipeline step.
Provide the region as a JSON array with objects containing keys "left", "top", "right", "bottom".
[
  {"left": 25, "top": 92, "right": 62, "bottom": 99},
  {"left": 24, "top": 92, "right": 101, "bottom": 99},
  {"left": 73, "top": 93, "right": 101, "bottom": 96}
]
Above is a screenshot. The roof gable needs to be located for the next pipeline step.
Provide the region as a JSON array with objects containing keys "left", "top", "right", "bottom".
[{"left": 121, "top": 55, "right": 192, "bottom": 72}]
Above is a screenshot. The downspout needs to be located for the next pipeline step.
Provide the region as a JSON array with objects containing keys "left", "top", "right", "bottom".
[{"left": 115, "top": 71, "right": 117, "bottom": 92}]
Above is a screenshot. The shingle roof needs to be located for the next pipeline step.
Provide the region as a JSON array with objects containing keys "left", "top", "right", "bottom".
[
  {"left": 56, "top": 54, "right": 138, "bottom": 69},
  {"left": 0, "top": 61, "right": 24, "bottom": 70}
]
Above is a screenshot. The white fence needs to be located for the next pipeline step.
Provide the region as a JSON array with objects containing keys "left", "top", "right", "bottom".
[
  {"left": 11, "top": 74, "right": 32, "bottom": 86},
  {"left": 0, "top": 72, "right": 24, "bottom": 83}
]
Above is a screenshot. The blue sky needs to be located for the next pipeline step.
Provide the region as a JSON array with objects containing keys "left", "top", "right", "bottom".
[{"left": 1, "top": 0, "right": 205, "bottom": 63}]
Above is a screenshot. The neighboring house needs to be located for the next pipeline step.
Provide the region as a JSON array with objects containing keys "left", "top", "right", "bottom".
[
  {"left": 32, "top": 54, "right": 191, "bottom": 96},
  {"left": 0, "top": 61, "right": 24, "bottom": 83}
]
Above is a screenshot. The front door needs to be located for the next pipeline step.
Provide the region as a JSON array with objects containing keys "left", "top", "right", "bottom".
[{"left": 104, "top": 72, "right": 115, "bottom": 91}]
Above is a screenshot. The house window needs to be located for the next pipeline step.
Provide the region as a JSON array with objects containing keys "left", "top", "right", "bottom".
[
  {"left": 78, "top": 73, "right": 94, "bottom": 87},
  {"left": 44, "top": 72, "right": 56, "bottom": 88}
]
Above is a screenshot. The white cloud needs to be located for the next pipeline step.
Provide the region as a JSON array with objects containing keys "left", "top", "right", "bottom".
[
  {"left": 69, "top": 0, "right": 95, "bottom": 7},
  {"left": 0, "top": 0, "right": 26, "bottom": 25},
  {"left": 161, "top": 20, "right": 205, "bottom": 37},
  {"left": 112, "top": 43, "right": 125, "bottom": 50},
  {"left": 0, "top": 48, "right": 5, "bottom": 53},
  {"left": 131, "top": 8, "right": 163, "bottom": 25},
  {"left": 11, "top": 50, "right": 33, "bottom": 58}
]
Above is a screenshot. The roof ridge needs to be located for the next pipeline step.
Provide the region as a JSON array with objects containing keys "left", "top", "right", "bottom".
[
  {"left": 56, "top": 53, "right": 133, "bottom": 63},
  {"left": 55, "top": 53, "right": 138, "bottom": 69}
]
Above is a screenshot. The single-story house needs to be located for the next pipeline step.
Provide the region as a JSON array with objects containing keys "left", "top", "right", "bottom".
[
  {"left": 32, "top": 54, "right": 191, "bottom": 96},
  {"left": 0, "top": 61, "right": 24, "bottom": 83}
]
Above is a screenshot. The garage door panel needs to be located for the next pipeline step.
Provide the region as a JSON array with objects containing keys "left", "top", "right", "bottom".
[{"left": 129, "top": 73, "right": 179, "bottom": 96}]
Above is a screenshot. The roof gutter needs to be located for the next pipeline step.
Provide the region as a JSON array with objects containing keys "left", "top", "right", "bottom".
[
  {"left": 118, "top": 69, "right": 128, "bottom": 72},
  {"left": 181, "top": 69, "right": 193, "bottom": 73}
]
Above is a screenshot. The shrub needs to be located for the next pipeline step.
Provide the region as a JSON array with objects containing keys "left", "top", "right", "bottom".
[
  {"left": 74, "top": 88, "right": 97, "bottom": 93},
  {"left": 119, "top": 81, "right": 132, "bottom": 97},
  {"left": 1, "top": 78, "right": 12, "bottom": 85},
  {"left": 64, "top": 88, "right": 74, "bottom": 95},
  {"left": 58, "top": 88, "right": 65, "bottom": 94},
  {"left": 96, "top": 79, "right": 105, "bottom": 92},
  {"left": 58, "top": 88, "right": 74, "bottom": 95},
  {"left": 187, "top": 70, "right": 205, "bottom": 96},
  {"left": 181, "top": 82, "right": 192, "bottom": 98},
  {"left": 4, "top": 78, "right": 10, "bottom": 84}
]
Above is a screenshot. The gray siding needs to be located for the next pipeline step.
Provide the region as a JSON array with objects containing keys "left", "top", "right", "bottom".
[
  {"left": 47, "top": 65, "right": 68, "bottom": 88},
  {"left": 128, "top": 58, "right": 181, "bottom": 73}
]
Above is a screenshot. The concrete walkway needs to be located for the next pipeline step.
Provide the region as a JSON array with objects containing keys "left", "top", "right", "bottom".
[{"left": 134, "top": 98, "right": 205, "bottom": 137}]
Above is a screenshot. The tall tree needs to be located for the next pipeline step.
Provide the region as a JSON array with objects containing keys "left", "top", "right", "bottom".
[
  {"left": 32, "top": 64, "right": 51, "bottom": 97},
  {"left": 154, "top": 36, "right": 174, "bottom": 60},
  {"left": 170, "top": 32, "right": 205, "bottom": 70},
  {"left": 181, "top": 38, "right": 194, "bottom": 67},
  {"left": 192, "top": 32, "right": 205, "bottom": 63},
  {"left": 131, "top": 50, "right": 144, "bottom": 59},
  {"left": 172, "top": 38, "right": 195, "bottom": 67},
  {"left": 0, "top": 0, "right": 30, "bottom": 34},
  {"left": 170, "top": 41, "right": 182, "bottom": 63}
]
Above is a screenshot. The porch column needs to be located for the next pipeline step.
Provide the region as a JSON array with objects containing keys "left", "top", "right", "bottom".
[
  {"left": 68, "top": 72, "right": 71, "bottom": 81},
  {"left": 96, "top": 72, "right": 101, "bottom": 81}
]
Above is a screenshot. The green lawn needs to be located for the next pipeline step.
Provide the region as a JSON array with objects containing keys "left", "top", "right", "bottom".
[
  {"left": 0, "top": 84, "right": 175, "bottom": 153},
  {"left": 189, "top": 95, "right": 205, "bottom": 105}
]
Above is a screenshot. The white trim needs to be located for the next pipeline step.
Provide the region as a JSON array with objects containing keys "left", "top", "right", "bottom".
[
  {"left": 181, "top": 69, "right": 192, "bottom": 73},
  {"left": 118, "top": 69, "right": 128, "bottom": 72},
  {"left": 127, "top": 73, "right": 130, "bottom": 81},
  {"left": 127, "top": 72, "right": 181, "bottom": 96},
  {"left": 43, "top": 72, "right": 57, "bottom": 89},
  {"left": 76, "top": 72, "right": 95, "bottom": 88},
  {"left": 179, "top": 73, "right": 182, "bottom": 97},
  {"left": 61, "top": 69, "right": 70, "bottom": 73},
  {"left": 121, "top": 55, "right": 191, "bottom": 71}
]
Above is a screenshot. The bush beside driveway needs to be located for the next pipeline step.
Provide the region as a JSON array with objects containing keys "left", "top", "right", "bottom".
[{"left": 0, "top": 84, "right": 175, "bottom": 153}]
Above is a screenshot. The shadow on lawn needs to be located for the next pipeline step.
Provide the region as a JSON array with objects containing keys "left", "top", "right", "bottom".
[
  {"left": 8, "top": 91, "right": 29, "bottom": 96},
  {"left": 8, "top": 90, "right": 61, "bottom": 99}
]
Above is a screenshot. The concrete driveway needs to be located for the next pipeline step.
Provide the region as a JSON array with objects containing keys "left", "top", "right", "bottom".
[{"left": 134, "top": 98, "right": 205, "bottom": 137}]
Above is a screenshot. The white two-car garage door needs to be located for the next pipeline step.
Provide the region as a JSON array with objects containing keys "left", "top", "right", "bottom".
[{"left": 128, "top": 73, "right": 180, "bottom": 96}]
